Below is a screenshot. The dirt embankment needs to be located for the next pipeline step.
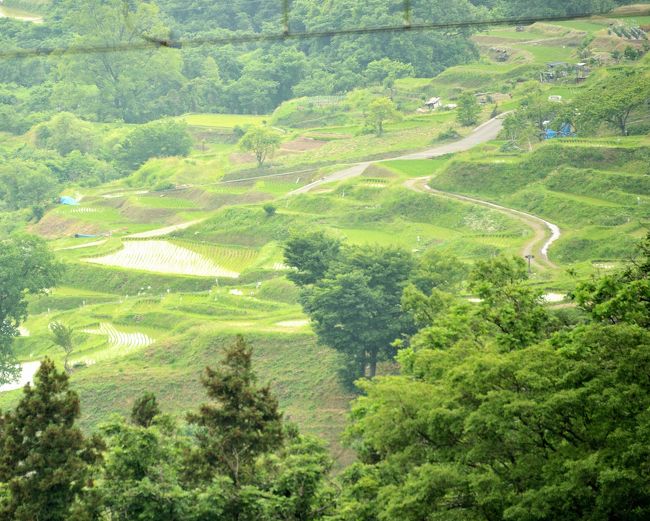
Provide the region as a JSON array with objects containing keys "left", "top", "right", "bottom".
[{"left": 30, "top": 214, "right": 104, "bottom": 240}]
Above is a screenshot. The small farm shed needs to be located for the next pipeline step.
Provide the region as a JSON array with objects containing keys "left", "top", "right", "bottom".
[{"left": 425, "top": 97, "right": 441, "bottom": 109}]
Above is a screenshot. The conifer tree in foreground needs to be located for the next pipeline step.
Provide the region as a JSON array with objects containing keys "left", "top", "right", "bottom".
[
  {"left": 186, "top": 335, "right": 284, "bottom": 487},
  {"left": 0, "top": 358, "right": 103, "bottom": 521}
]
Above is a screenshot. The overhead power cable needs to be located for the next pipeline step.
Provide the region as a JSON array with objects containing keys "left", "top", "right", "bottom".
[{"left": 0, "top": 8, "right": 637, "bottom": 60}]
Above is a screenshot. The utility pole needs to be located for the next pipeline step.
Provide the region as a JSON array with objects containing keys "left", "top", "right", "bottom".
[{"left": 525, "top": 254, "right": 534, "bottom": 274}]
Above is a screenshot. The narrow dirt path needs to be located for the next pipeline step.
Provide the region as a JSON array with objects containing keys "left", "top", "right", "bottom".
[
  {"left": 126, "top": 219, "right": 205, "bottom": 239},
  {"left": 405, "top": 177, "right": 560, "bottom": 269}
]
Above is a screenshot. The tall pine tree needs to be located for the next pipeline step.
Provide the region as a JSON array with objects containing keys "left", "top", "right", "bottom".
[
  {"left": 186, "top": 335, "right": 283, "bottom": 487},
  {"left": 0, "top": 358, "right": 103, "bottom": 521}
]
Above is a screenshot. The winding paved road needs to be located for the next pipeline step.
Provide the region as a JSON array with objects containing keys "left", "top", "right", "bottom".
[
  {"left": 289, "top": 115, "right": 508, "bottom": 195},
  {"left": 288, "top": 114, "right": 561, "bottom": 267}
]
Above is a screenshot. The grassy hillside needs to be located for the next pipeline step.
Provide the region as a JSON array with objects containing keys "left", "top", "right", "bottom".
[
  {"left": 2, "top": 11, "right": 649, "bottom": 459},
  {"left": 430, "top": 139, "right": 650, "bottom": 262}
]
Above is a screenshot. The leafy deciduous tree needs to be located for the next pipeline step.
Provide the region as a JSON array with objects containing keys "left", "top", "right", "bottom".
[
  {"left": 366, "top": 97, "right": 401, "bottom": 136},
  {"left": 456, "top": 91, "right": 481, "bottom": 126},
  {"left": 238, "top": 126, "right": 283, "bottom": 167},
  {"left": 575, "top": 68, "right": 650, "bottom": 135},
  {"left": 284, "top": 232, "right": 342, "bottom": 287},
  {"left": 49, "top": 321, "right": 75, "bottom": 374},
  {"left": 0, "top": 236, "right": 61, "bottom": 384},
  {"left": 302, "top": 245, "right": 415, "bottom": 383}
]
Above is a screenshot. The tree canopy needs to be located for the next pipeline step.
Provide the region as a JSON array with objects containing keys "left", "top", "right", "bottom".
[
  {"left": 238, "top": 126, "right": 283, "bottom": 167},
  {"left": 0, "top": 359, "right": 104, "bottom": 521},
  {"left": 0, "top": 236, "right": 61, "bottom": 384},
  {"left": 333, "top": 235, "right": 650, "bottom": 521}
]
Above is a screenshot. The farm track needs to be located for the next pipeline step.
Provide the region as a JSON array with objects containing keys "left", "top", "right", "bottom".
[
  {"left": 405, "top": 178, "right": 560, "bottom": 269},
  {"left": 56, "top": 239, "right": 108, "bottom": 251},
  {"left": 288, "top": 114, "right": 508, "bottom": 195},
  {"left": 127, "top": 219, "right": 205, "bottom": 239}
]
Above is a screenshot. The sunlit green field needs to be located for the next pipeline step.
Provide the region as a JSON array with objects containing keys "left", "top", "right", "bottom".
[{"left": 180, "top": 113, "right": 269, "bottom": 128}]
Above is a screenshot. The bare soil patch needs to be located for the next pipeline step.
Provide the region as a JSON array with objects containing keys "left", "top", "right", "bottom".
[
  {"left": 229, "top": 151, "right": 257, "bottom": 164},
  {"left": 31, "top": 214, "right": 103, "bottom": 239},
  {"left": 119, "top": 203, "right": 178, "bottom": 224},
  {"left": 280, "top": 137, "right": 326, "bottom": 152}
]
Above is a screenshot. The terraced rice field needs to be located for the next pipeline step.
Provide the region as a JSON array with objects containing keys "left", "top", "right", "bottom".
[
  {"left": 176, "top": 241, "right": 259, "bottom": 272},
  {"left": 71, "top": 207, "right": 100, "bottom": 214},
  {"left": 83, "top": 323, "right": 155, "bottom": 350},
  {"left": 85, "top": 240, "right": 239, "bottom": 278}
]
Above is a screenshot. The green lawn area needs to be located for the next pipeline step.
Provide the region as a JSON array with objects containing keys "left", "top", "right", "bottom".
[
  {"left": 550, "top": 20, "right": 608, "bottom": 33},
  {"left": 180, "top": 113, "right": 269, "bottom": 128},
  {"left": 519, "top": 44, "right": 576, "bottom": 63}
]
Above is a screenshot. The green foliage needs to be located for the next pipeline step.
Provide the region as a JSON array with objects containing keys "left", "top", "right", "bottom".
[
  {"left": 338, "top": 239, "right": 650, "bottom": 521},
  {"left": 186, "top": 335, "right": 284, "bottom": 486},
  {"left": 74, "top": 415, "right": 198, "bottom": 520},
  {"left": 469, "top": 256, "right": 549, "bottom": 350},
  {"left": 575, "top": 68, "right": 650, "bottom": 135},
  {"left": 0, "top": 160, "right": 57, "bottom": 212},
  {"left": 49, "top": 321, "right": 74, "bottom": 374},
  {"left": 365, "top": 97, "right": 401, "bottom": 136},
  {"left": 59, "top": 0, "right": 184, "bottom": 123},
  {"left": 263, "top": 203, "right": 277, "bottom": 217},
  {"left": 365, "top": 58, "right": 414, "bottom": 89},
  {"left": 239, "top": 126, "right": 283, "bottom": 167},
  {"left": 0, "top": 359, "right": 104, "bottom": 521},
  {"left": 0, "top": 235, "right": 61, "bottom": 383},
  {"left": 131, "top": 392, "right": 161, "bottom": 428},
  {"left": 456, "top": 91, "right": 481, "bottom": 126},
  {"left": 572, "top": 233, "right": 650, "bottom": 328},
  {"left": 34, "top": 112, "right": 98, "bottom": 156},
  {"left": 118, "top": 119, "right": 193, "bottom": 170},
  {"left": 409, "top": 249, "right": 468, "bottom": 295},
  {"left": 301, "top": 244, "right": 415, "bottom": 382},
  {"left": 502, "top": 110, "right": 539, "bottom": 150},
  {"left": 284, "top": 232, "right": 342, "bottom": 287}
]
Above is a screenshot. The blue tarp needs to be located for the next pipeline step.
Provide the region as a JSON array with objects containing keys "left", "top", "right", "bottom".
[
  {"left": 60, "top": 196, "right": 78, "bottom": 205},
  {"left": 545, "top": 123, "right": 575, "bottom": 140}
]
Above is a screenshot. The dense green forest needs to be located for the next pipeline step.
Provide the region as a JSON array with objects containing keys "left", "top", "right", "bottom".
[
  {"left": 0, "top": 0, "right": 638, "bottom": 125},
  {"left": 1, "top": 235, "right": 649, "bottom": 519}
]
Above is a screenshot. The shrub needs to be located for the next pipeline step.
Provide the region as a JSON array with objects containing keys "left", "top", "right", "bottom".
[{"left": 435, "top": 127, "right": 461, "bottom": 142}]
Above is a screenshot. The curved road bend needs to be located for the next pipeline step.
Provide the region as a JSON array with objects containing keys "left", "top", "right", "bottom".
[
  {"left": 287, "top": 114, "right": 561, "bottom": 267},
  {"left": 289, "top": 114, "right": 508, "bottom": 196},
  {"left": 405, "top": 178, "right": 560, "bottom": 269}
]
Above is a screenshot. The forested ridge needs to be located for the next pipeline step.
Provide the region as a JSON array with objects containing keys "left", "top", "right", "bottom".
[{"left": 0, "top": 0, "right": 638, "bottom": 124}]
